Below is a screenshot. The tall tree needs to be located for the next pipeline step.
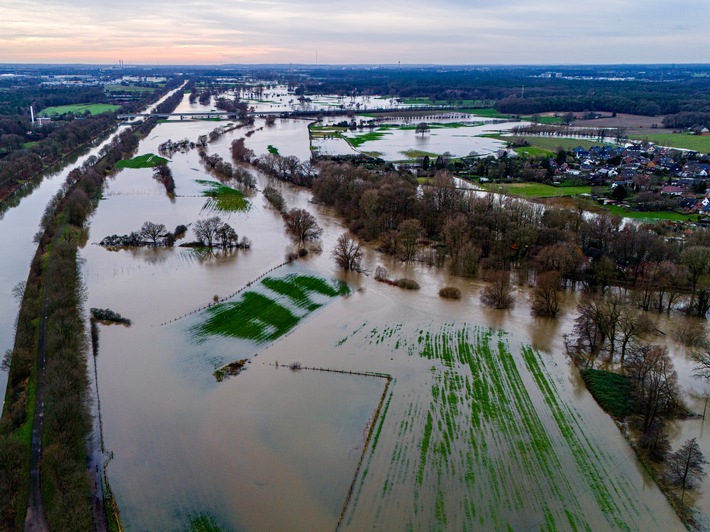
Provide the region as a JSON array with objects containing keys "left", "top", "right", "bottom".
[
  {"left": 140, "top": 221, "right": 166, "bottom": 246},
  {"left": 332, "top": 233, "right": 364, "bottom": 271},
  {"left": 681, "top": 246, "right": 710, "bottom": 316},
  {"left": 283, "top": 208, "right": 322, "bottom": 246},
  {"left": 397, "top": 218, "right": 422, "bottom": 262},
  {"left": 193, "top": 216, "right": 222, "bottom": 248},
  {"left": 665, "top": 438, "right": 707, "bottom": 497},
  {"left": 625, "top": 344, "right": 680, "bottom": 434},
  {"left": 531, "top": 271, "right": 561, "bottom": 317},
  {"left": 415, "top": 122, "right": 430, "bottom": 137},
  {"left": 480, "top": 270, "right": 515, "bottom": 309}
]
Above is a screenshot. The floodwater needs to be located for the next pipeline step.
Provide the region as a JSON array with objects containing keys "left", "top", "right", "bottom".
[
  {"left": 0, "top": 126, "right": 131, "bottom": 410},
  {"left": 78, "top": 93, "right": 686, "bottom": 530},
  {"left": 0, "top": 84, "right": 698, "bottom": 529},
  {"left": 314, "top": 117, "right": 530, "bottom": 161}
]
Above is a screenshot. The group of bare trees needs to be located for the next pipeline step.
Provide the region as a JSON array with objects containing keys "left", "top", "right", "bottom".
[{"left": 193, "top": 216, "right": 250, "bottom": 250}]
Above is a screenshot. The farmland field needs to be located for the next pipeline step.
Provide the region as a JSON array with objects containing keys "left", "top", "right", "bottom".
[
  {"left": 628, "top": 132, "right": 710, "bottom": 153},
  {"left": 482, "top": 182, "right": 591, "bottom": 198},
  {"left": 486, "top": 134, "right": 616, "bottom": 152},
  {"left": 115, "top": 153, "right": 168, "bottom": 169},
  {"left": 196, "top": 179, "right": 250, "bottom": 212},
  {"left": 339, "top": 322, "right": 673, "bottom": 530},
  {"left": 38, "top": 103, "right": 120, "bottom": 116}
]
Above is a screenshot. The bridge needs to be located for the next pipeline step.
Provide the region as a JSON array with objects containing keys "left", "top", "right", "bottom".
[{"left": 116, "top": 105, "right": 463, "bottom": 121}]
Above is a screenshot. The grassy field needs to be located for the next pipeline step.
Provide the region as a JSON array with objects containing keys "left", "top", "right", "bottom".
[
  {"left": 104, "top": 84, "right": 159, "bottom": 93},
  {"left": 341, "top": 322, "right": 650, "bottom": 530},
  {"left": 483, "top": 182, "right": 591, "bottom": 198},
  {"left": 604, "top": 204, "right": 695, "bottom": 221},
  {"left": 347, "top": 130, "right": 392, "bottom": 148},
  {"left": 192, "top": 274, "right": 349, "bottom": 343},
  {"left": 196, "top": 180, "right": 249, "bottom": 212},
  {"left": 401, "top": 149, "right": 438, "bottom": 159},
  {"left": 628, "top": 132, "right": 710, "bottom": 153},
  {"left": 309, "top": 125, "right": 348, "bottom": 139},
  {"left": 485, "top": 134, "right": 615, "bottom": 153},
  {"left": 115, "top": 153, "right": 168, "bottom": 169},
  {"left": 38, "top": 103, "right": 120, "bottom": 116},
  {"left": 581, "top": 369, "right": 631, "bottom": 418}
]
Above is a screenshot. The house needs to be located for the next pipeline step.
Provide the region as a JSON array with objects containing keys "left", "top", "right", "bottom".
[{"left": 660, "top": 185, "right": 685, "bottom": 196}]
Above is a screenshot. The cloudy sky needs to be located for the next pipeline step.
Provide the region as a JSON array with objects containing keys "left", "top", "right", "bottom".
[{"left": 0, "top": 0, "right": 705, "bottom": 65}]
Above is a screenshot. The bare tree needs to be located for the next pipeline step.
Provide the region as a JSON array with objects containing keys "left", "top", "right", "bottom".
[
  {"left": 415, "top": 122, "right": 430, "bottom": 137},
  {"left": 625, "top": 344, "right": 680, "bottom": 434},
  {"left": 397, "top": 218, "right": 422, "bottom": 262},
  {"left": 140, "top": 221, "right": 166, "bottom": 246},
  {"left": 665, "top": 438, "right": 707, "bottom": 497},
  {"left": 332, "top": 233, "right": 364, "bottom": 271},
  {"left": 531, "top": 271, "right": 561, "bottom": 317},
  {"left": 691, "top": 347, "right": 710, "bottom": 382},
  {"left": 617, "top": 306, "right": 655, "bottom": 369},
  {"left": 193, "top": 216, "right": 222, "bottom": 248},
  {"left": 481, "top": 270, "right": 515, "bottom": 309},
  {"left": 216, "top": 223, "right": 239, "bottom": 250},
  {"left": 231, "top": 137, "right": 254, "bottom": 163},
  {"left": 283, "top": 208, "right": 322, "bottom": 246},
  {"left": 681, "top": 246, "right": 710, "bottom": 315}
]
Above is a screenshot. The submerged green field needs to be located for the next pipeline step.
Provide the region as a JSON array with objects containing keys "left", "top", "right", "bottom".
[
  {"left": 197, "top": 180, "right": 249, "bottom": 212},
  {"left": 116, "top": 153, "right": 168, "bottom": 169},
  {"left": 339, "top": 322, "right": 664, "bottom": 530},
  {"left": 192, "top": 274, "right": 349, "bottom": 344}
]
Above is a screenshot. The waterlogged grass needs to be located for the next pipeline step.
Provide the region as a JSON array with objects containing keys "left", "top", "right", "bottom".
[
  {"left": 116, "top": 153, "right": 168, "bottom": 169},
  {"left": 192, "top": 274, "right": 349, "bottom": 343},
  {"left": 401, "top": 149, "right": 438, "bottom": 159},
  {"left": 197, "top": 179, "right": 249, "bottom": 212},
  {"left": 347, "top": 130, "right": 392, "bottom": 148},
  {"left": 581, "top": 369, "right": 631, "bottom": 418},
  {"left": 189, "top": 513, "right": 223, "bottom": 532},
  {"left": 38, "top": 103, "right": 120, "bottom": 116},
  {"left": 343, "top": 322, "right": 653, "bottom": 530},
  {"left": 267, "top": 144, "right": 279, "bottom": 155}
]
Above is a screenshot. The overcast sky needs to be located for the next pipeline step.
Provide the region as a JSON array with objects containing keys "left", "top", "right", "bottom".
[{"left": 0, "top": 0, "right": 705, "bottom": 65}]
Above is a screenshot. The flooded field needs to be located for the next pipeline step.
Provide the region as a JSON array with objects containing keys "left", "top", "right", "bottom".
[{"left": 71, "top": 92, "right": 691, "bottom": 530}]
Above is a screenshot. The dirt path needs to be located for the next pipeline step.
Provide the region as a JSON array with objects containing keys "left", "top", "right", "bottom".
[{"left": 23, "top": 287, "right": 49, "bottom": 532}]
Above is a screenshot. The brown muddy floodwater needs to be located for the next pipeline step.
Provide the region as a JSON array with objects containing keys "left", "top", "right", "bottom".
[{"left": 81, "top": 95, "right": 685, "bottom": 530}]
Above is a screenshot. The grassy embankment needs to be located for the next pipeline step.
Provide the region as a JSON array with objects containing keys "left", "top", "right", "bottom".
[
  {"left": 38, "top": 104, "right": 120, "bottom": 117},
  {"left": 115, "top": 153, "right": 169, "bottom": 169},
  {"left": 196, "top": 180, "right": 250, "bottom": 212}
]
